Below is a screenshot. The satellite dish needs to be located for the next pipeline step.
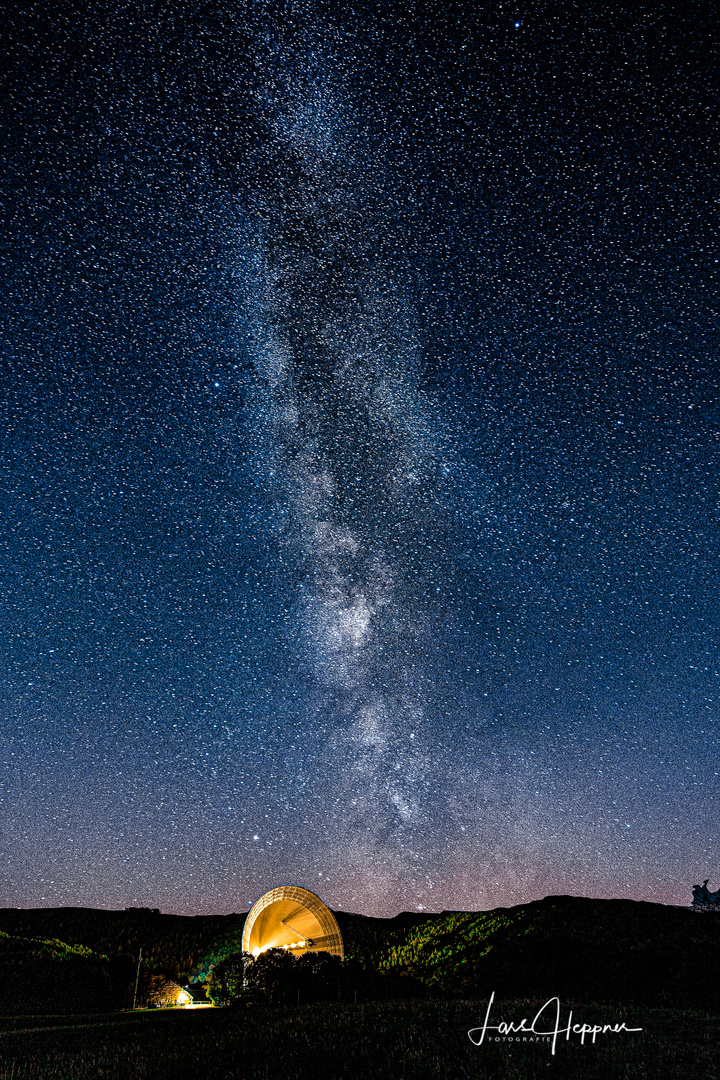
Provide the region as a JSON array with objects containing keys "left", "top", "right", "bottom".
[{"left": 242, "top": 885, "right": 344, "bottom": 959}]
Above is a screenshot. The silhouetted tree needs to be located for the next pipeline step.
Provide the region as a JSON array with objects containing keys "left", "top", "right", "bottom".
[
  {"left": 206, "top": 952, "right": 247, "bottom": 1005},
  {"left": 294, "top": 951, "right": 343, "bottom": 1003},
  {"left": 243, "top": 948, "right": 298, "bottom": 1005}
]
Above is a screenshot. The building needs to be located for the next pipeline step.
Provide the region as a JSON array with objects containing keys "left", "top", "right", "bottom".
[{"left": 242, "top": 885, "right": 344, "bottom": 959}]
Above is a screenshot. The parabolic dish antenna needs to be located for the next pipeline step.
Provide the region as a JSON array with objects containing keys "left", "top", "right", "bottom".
[{"left": 242, "top": 884, "right": 344, "bottom": 959}]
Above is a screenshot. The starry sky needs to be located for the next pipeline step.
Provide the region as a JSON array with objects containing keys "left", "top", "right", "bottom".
[{"left": 1, "top": 0, "right": 718, "bottom": 917}]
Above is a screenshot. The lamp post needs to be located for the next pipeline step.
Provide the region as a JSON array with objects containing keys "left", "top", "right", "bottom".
[{"left": 132, "top": 948, "right": 143, "bottom": 1010}]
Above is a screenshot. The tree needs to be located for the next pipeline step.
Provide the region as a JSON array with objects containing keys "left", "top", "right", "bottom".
[
  {"left": 139, "top": 969, "right": 168, "bottom": 1007},
  {"left": 206, "top": 951, "right": 247, "bottom": 1005},
  {"left": 243, "top": 948, "right": 298, "bottom": 1005},
  {"left": 294, "top": 951, "right": 343, "bottom": 1003},
  {"left": 150, "top": 981, "right": 186, "bottom": 1007}
]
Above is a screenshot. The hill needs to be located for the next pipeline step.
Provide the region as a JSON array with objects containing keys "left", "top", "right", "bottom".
[
  {"left": 0, "top": 929, "right": 115, "bottom": 1014},
  {"left": 338, "top": 896, "right": 720, "bottom": 1009},
  {"left": 1, "top": 895, "right": 718, "bottom": 1012},
  {"left": 0, "top": 906, "right": 245, "bottom": 988}
]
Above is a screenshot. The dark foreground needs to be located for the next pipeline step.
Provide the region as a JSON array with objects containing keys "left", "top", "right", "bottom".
[{"left": 0, "top": 999, "right": 717, "bottom": 1080}]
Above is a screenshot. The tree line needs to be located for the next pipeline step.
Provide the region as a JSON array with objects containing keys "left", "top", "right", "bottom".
[{"left": 206, "top": 948, "right": 428, "bottom": 1007}]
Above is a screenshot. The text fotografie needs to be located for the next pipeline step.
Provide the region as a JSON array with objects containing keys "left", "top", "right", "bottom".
[{"left": 468, "top": 992, "right": 643, "bottom": 1055}]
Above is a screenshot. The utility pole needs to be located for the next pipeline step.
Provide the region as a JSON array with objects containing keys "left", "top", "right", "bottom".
[{"left": 133, "top": 947, "right": 143, "bottom": 1010}]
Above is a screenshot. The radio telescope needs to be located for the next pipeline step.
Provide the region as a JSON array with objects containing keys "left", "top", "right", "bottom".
[{"left": 242, "top": 885, "right": 344, "bottom": 959}]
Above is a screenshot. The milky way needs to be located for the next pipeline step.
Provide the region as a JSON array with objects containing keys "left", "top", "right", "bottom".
[
  {"left": 235, "top": 36, "right": 453, "bottom": 870},
  {"left": 1, "top": 2, "right": 718, "bottom": 915}
]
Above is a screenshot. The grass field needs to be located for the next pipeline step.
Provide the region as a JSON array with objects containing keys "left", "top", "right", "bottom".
[{"left": 0, "top": 998, "right": 718, "bottom": 1080}]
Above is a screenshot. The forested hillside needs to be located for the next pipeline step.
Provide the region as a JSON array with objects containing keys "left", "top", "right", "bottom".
[
  {"left": 0, "top": 930, "right": 114, "bottom": 1014},
  {"left": 0, "top": 907, "right": 245, "bottom": 986},
  {"left": 1, "top": 896, "right": 718, "bottom": 1014},
  {"left": 340, "top": 897, "right": 720, "bottom": 1008}
]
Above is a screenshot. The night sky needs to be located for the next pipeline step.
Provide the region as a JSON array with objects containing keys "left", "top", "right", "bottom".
[{"left": 1, "top": 1, "right": 718, "bottom": 917}]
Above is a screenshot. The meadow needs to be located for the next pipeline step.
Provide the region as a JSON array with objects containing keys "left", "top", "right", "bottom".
[{"left": 1, "top": 998, "right": 718, "bottom": 1080}]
